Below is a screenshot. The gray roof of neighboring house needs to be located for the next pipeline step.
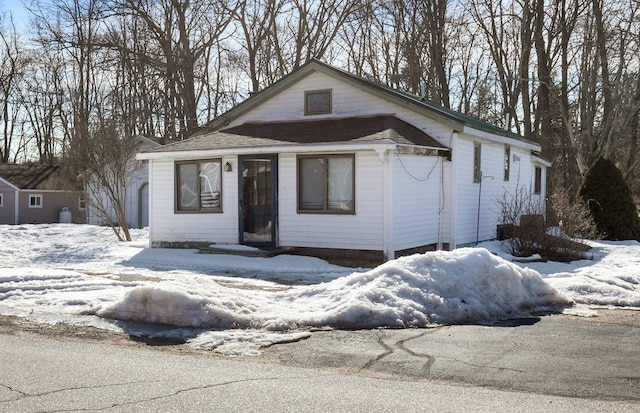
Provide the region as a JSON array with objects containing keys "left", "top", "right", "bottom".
[
  {"left": 0, "top": 164, "right": 78, "bottom": 190},
  {"left": 150, "top": 115, "right": 447, "bottom": 153}
]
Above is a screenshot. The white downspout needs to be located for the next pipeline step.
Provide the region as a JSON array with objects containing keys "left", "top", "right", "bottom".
[
  {"left": 437, "top": 156, "right": 444, "bottom": 250},
  {"left": 148, "top": 160, "right": 154, "bottom": 247},
  {"left": 377, "top": 148, "right": 394, "bottom": 261},
  {"left": 14, "top": 189, "right": 19, "bottom": 224},
  {"left": 449, "top": 133, "right": 459, "bottom": 249}
]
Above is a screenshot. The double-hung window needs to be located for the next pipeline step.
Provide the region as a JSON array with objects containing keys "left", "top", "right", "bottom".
[
  {"left": 298, "top": 154, "right": 355, "bottom": 213},
  {"left": 176, "top": 159, "right": 222, "bottom": 212},
  {"left": 29, "top": 194, "right": 43, "bottom": 208}
]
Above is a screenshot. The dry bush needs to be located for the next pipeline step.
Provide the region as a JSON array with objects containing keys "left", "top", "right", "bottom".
[
  {"left": 550, "top": 187, "right": 601, "bottom": 240},
  {"left": 494, "top": 184, "right": 591, "bottom": 261},
  {"left": 494, "top": 184, "right": 545, "bottom": 257}
]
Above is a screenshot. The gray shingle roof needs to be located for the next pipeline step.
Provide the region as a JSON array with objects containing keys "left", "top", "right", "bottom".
[
  {"left": 150, "top": 115, "right": 446, "bottom": 153},
  {"left": 0, "top": 164, "right": 77, "bottom": 190}
]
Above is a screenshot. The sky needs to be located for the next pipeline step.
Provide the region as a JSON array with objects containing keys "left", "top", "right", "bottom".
[
  {"left": 1, "top": 1, "right": 29, "bottom": 29},
  {"left": 0, "top": 224, "right": 638, "bottom": 356}
]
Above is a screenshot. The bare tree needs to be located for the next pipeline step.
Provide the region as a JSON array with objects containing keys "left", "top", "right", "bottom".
[
  {"left": 107, "top": 0, "right": 236, "bottom": 138},
  {"left": 228, "top": 0, "right": 285, "bottom": 93},
  {"left": 0, "top": 16, "right": 29, "bottom": 163},
  {"left": 70, "top": 119, "right": 139, "bottom": 241}
]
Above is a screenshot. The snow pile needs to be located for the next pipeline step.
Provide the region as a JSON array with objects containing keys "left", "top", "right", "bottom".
[
  {"left": 188, "top": 331, "right": 311, "bottom": 356},
  {"left": 97, "top": 248, "right": 571, "bottom": 330},
  {"left": 482, "top": 239, "right": 640, "bottom": 308},
  {"left": 0, "top": 268, "right": 136, "bottom": 318},
  {"left": 2, "top": 224, "right": 640, "bottom": 356}
]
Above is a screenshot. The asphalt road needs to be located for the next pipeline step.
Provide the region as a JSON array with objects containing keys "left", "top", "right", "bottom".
[{"left": 0, "top": 310, "right": 639, "bottom": 412}]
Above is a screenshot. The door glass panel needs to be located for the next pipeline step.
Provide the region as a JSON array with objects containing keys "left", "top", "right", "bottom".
[{"left": 242, "top": 159, "right": 272, "bottom": 244}]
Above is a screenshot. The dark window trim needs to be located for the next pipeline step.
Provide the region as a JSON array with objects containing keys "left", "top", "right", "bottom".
[
  {"left": 473, "top": 142, "right": 482, "bottom": 183},
  {"left": 175, "top": 159, "right": 223, "bottom": 214},
  {"left": 534, "top": 166, "right": 542, "bottom": 194},
  {"left": 297, "top": 153, "right": 355, "bottom": 214},
  {"left": 304, "top": 89, "right": 332, "bottom": 115},
  {"left": 0, "top": 192, "right": 3, "bottom": 207},
  {"left": 504, "top": 144, "right": 511, "bottom": 182}
]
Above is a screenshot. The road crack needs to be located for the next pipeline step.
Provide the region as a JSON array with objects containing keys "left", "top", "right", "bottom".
[
  {"left": 0, "top": 383, "right": 30, "bottom": 400},
  {"left": 361, "top": 331, "right": 394, "bottom": 370},
  {"left": 361, "top": 330, "right": 436, "bottom": 377},
  {"left": 395, "top": 332, "right": 436, "bottom": 376},
  {"left": 38, "top": 374, "right": 333, "bottom": 412}
]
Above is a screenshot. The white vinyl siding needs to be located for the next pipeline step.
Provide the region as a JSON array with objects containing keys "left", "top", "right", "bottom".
[
  {"left": 453, "top": 135, "right": 541, "bottom": 246},
  {"left": 279, "top": 151, "right": 385, "bottom": 250},
  {"left": 143, "top": 66, "right": 548, "bottom": 256},
  {"left": 148, "top": 158, "right": 238, "bottom": 244},
  {"left": 392, "top": 154, "right": 446, "bottom": 251},
  {"left": 227, "top": 72, "right": 454, "bottom": 147}
]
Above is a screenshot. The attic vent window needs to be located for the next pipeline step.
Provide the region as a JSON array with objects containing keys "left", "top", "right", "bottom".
[{"left": 305, "top": 90, "right": 332, "bottom": 115}]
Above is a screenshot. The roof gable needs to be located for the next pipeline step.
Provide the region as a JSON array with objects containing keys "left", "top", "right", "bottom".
[{"left": 201, "top": 60, "right": 538, "bottom": 147}]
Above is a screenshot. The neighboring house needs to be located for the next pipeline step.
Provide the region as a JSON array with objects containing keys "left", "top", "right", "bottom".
[
  {"left": 0, "top": 164, "right": 86, "bottom": 225},
  {"left": 85, "top": 136, "right": 161, "bottom": 229},
  {"left": 138, "top": 60, "right": 549, "bottom": 260}
]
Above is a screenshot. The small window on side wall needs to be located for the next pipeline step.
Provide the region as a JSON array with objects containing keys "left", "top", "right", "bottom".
[
  {"left": 29, "top": 194, "right": 43, "bottom": 208},
  {"left": 473, "top": 142, "right": 482, "bottom": 183},
  {"left": 0, "top": 193, "right": 3, "bottom": 207},
  {"left": 305, "top": 90, "right": 332, "bottom": 115},
  {"left": 534, "top": 166, "right": 542, "bottom": 194},
  {"left": 176, "top": 159, "right": 222, "bottom": 213},
  {"left": 79, "top": 198, "right": 86, "bottom": 211},
  {"left": 504, "top": 145, "right": 511, "bottom": 181}
]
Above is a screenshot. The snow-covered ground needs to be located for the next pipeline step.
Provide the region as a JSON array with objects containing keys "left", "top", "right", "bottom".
[{"left": 1, "top": 224, "right": 639, "bottom": 356}]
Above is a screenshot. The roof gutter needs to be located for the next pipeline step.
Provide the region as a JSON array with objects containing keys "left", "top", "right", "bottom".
[
  {"left": 461, "top": 125, "right": 541, "bottom": 151},
  {"left": 137, "top": 140, "right": 398, "bottom": 161}
]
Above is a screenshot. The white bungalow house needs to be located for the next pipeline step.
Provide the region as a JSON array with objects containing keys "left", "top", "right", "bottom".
[{"left": 138, "top": 60, "right": 549, "bottom": 261}]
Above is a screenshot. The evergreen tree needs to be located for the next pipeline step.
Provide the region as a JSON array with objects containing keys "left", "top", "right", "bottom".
[{"left": 578, "top": 157, "right": 640, "bottom": 240}]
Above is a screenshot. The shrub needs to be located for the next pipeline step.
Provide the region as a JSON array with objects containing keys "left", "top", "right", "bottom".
[
  {"left": 494, "top": 183, "right": 590, "bottom": 261},
  {"left": 549, "top": 187, "right": 601, "bottom": 240},
  {"left": 493, "top": 183, "right": 545, "bottom": 256},
  {"left": 578, "top": 157, "right": 640, "bottom": 240}
]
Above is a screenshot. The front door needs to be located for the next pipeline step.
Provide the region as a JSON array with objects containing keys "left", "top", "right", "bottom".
[{"left": 238, "top": 155, "right": 277, "bottom": 247}]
